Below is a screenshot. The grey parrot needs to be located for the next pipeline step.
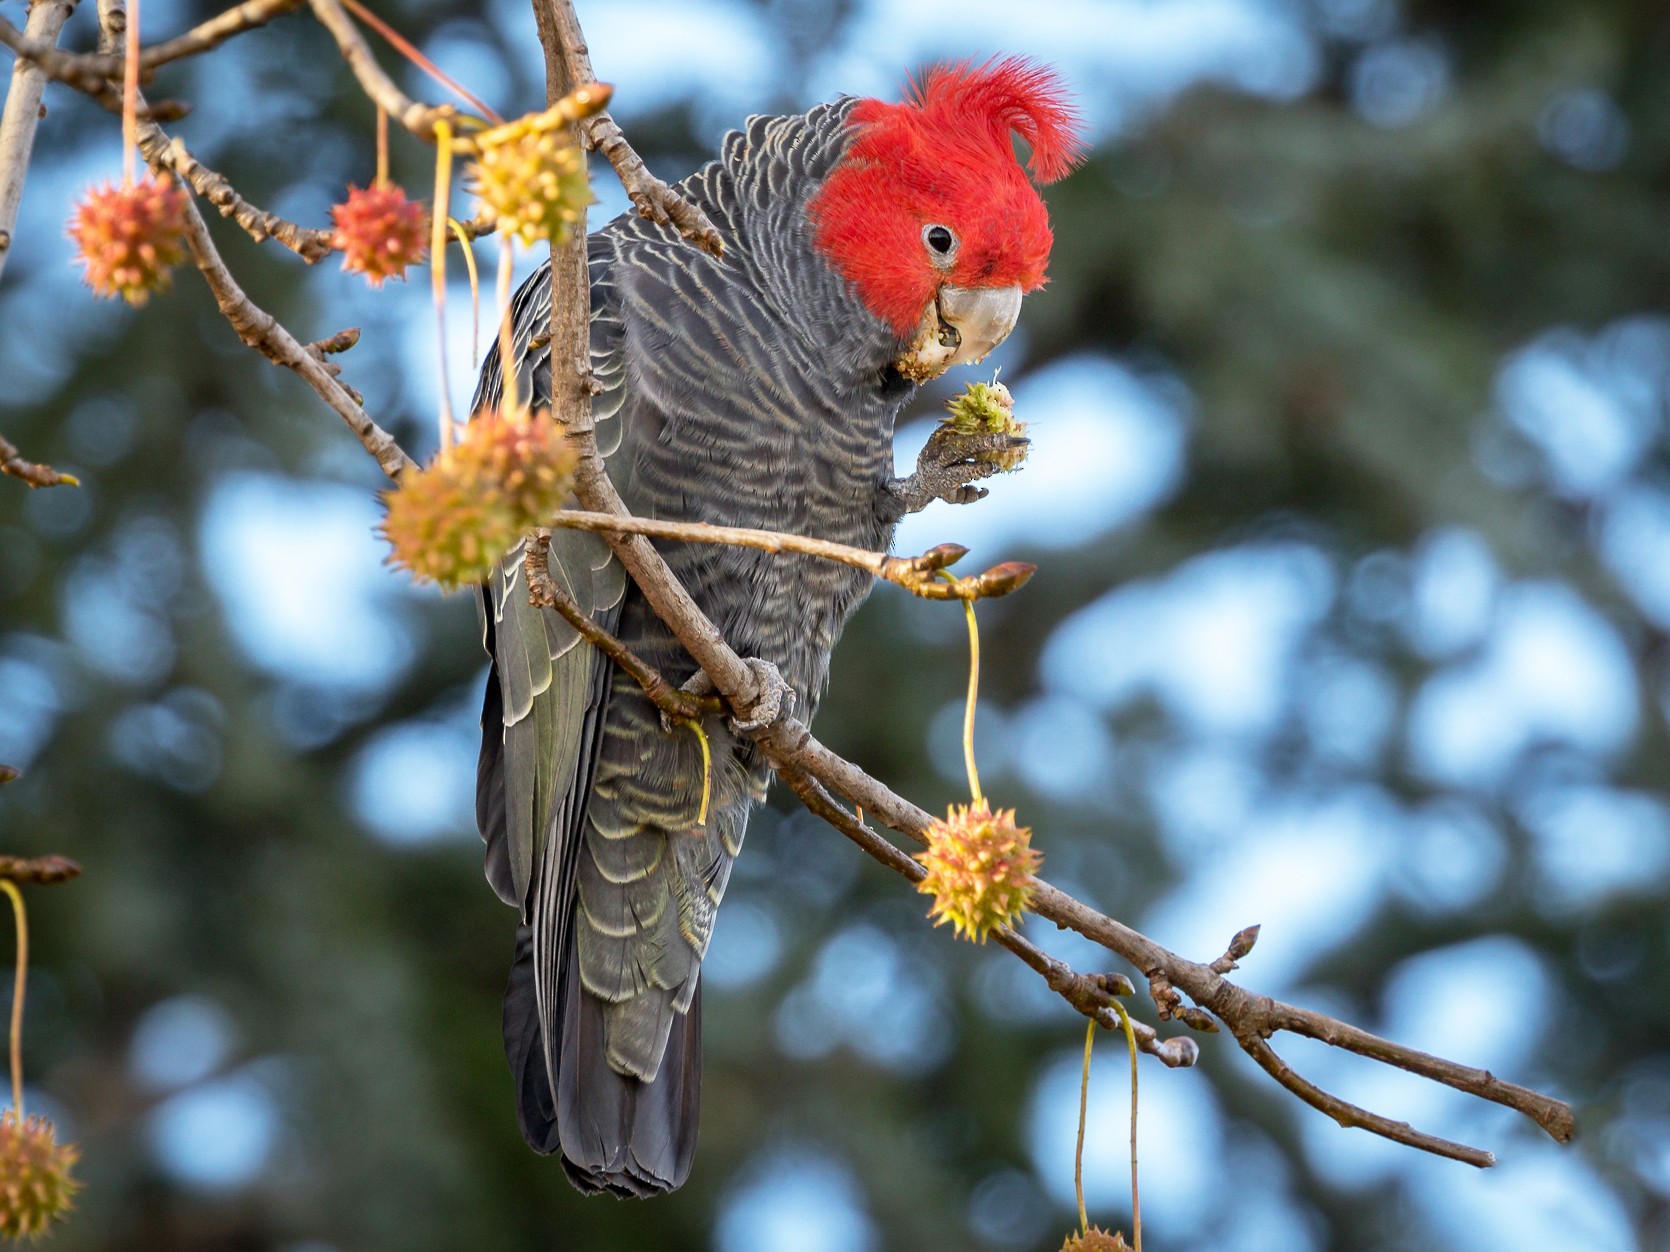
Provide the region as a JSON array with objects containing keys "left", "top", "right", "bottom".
[{"left": 471, "top": 58, "right": 1083, "bottom": 1196}]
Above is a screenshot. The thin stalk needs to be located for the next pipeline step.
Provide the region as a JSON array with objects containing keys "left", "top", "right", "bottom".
[
  {"left": 448, "top": 217, "right": 481, "bottom": 368},
  {"left": 0, "top": 879, "right": 25, "bottom": 1117},
  {"left": 121, "top": 0, "right": 140, "bottom": 184},
  {"left": 1075, "top": 1018, "right": 1092, "bottom": 1235},
  {"left": 375, "top": 104, "right": 388, "bottom": 186},
  {"left": 337, "top": 0, "right": 502, "bottom": 123},
  {"left": 496, "top": 233, "right": 517, "bottom": 414},
  {"left": 430, "top": 117, "right": 454, "bottom": 449},
  {"left": 1111, "top": 999, "right": 1142, "bottom": 1252},
  {"left": 679, "top": 719, "right": 712, "bottom": 827},
  {"left": 961, "top": 597, "right": 982, "bottom": 806}
]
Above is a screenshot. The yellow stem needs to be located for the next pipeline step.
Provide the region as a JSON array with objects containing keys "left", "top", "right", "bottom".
[
  {"left": 121, "top": 0, "right": 141, "bottom": 185},
  {"left": 961, "top": 596, "right": 983, "bottom": 807},
  {"left": 496, "top": 234, "right": 518, "bottom": 415},
  {"left": 678, "top": 719, "right": 712, "bottom": 827},
  {"left": 447, "top": 218, "right": 481, "bottom": 370},
  {"left": 1110, "top": 999, "right": 1142, "bottom": 1252},
  {"left": 1075, "top": 1017, "right": 1092, "bottom": 1236},
  {"left": 430, "top": 118, "right": 455, "bottom": 450},
  {"left": 375, "top": 105, "right": 388, "bottom": 187},
  {"left": 0, "top": 880, "right": 25, "bottom": 1118}
]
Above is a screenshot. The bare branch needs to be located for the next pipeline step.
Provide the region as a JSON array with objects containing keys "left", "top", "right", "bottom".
[
  {"left": 170, "top": 188, "right": 416, "bottom": 476},
  {"left": 534, "top": 0, "right": 721, "bottom": 255},
  {"left": 0, "top": 855, "right": 81, "bottom": 886},
  {"left": 141, "top": 130, "right": 335, "bottom": 261},
  {"left": 546, "top": 509, "right": 1035, "bottom": 600},
  {"left": 126, "top": 116, "right": 414, "bottom": 474},
  {"left": 0, "top": 0, "right": 300, "bottom": 92},
  {"left": 0, "top": 432, "right": 77, "bottom": 488},
  {"left": 0, "top": 0, "right": 77, "bottom": 283},
  {"left": 304, "top": 0, "right": 461, "bottom": 142}
]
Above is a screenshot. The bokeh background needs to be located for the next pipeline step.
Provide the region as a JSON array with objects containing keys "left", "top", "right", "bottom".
[{"left": 3, "top": 0, "right": 1669, "bottom": 1248}]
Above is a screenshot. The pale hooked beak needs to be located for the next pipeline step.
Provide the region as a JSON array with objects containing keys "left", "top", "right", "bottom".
[{"left": 895, "top": 284, "right": 1024, "bottom": 384}]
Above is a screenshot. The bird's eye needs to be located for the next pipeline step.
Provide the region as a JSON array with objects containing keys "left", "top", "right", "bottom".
[{"left": 923, "top": 224, "right": 957, "bottom": 256}]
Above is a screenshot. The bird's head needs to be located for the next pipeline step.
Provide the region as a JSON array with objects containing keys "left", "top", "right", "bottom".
[{"left": 809, "top": 58, "right": 1085, "bottom": 382}]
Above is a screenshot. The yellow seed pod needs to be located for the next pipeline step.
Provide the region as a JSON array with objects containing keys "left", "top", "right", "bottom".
[
  {"left": 1058, "top": 1226, "right": 1133, "bottom": 1252},
  {"left": 468, "top": 127, "right": 594, "bottom": 247},
  {"left": 0, "top": 1112, "right": 80, "bottom": 1240},
  {"left": 916, "top": 801, "right": 1040, "bottom": 942},
  {"left": 380, "top": 407, "right": 578, "bottom": 591},
  {"left": 942, "top": 378, "right": 1027, "bottom": 470}
]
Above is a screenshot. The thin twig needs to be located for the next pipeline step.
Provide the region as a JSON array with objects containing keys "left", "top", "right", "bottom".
[
  {"left": 0, "top": 0, "right": 77, "bottom": 282},
  {"left": 0, "top": 0, "right": 300, "bottom": 92},
  {"left": 547, "top": 509, "right": 1035, "bottom": 600},
  {"left": 130, "top": 110, "right": 414, "bottom": 475},
  {"left": 337, "top": 0, "right": 500, "bottom": 124},
  {"left": 534, "top": 0, "right": 721, "bottom": 255},
  {"left": 0, "top": 857, "right": 80, "bottom": 886},
  {"left": 142, "top": 132, "right": 334, "bottom": 260},
  {"left": 0, "top": 434, "right": 78, "bottom": 489},
  {"left": 305, "top": 0, "right": 463, "bottom": 141}
]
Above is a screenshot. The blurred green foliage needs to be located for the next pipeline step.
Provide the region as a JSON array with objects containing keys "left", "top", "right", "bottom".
[{"left": 2, "top": 1, "right": 1669, "bottom": 1249}]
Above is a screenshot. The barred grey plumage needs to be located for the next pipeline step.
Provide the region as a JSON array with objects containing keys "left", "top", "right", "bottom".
[
  {"left": 473, "top": 99, "right": 915, "bottom": 1197},
  {"left": 470, "top": 57, "right": 1076, "bottom": 1192}
]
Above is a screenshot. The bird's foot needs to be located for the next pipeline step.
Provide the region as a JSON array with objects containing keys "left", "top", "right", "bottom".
[
  {"left": 726, "top": 658, "right": 794, "bottom": 733},
  {"left": 660, "top": 659, "right": 794, "bottom": 736},
  {"left": 884, "top": 425, "right": 1030, "bottom": 517}
]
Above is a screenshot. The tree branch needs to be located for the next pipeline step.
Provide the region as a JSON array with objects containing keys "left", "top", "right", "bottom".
[
  {"left": 304, "top": 0, "right": 460, "bottom": 142},
  {"left": 0, "top": 855, "right": 81, "bottom": 886},
  {"left": 0, "top": 0, "right": 300, "bottom": 93},
  {"left": 532, "top": 0, "right": 720, "bottom": 255},
  {"left": 0, "top": 432, "right": 78, "bottom": 488},
  {"left": 141, "top": 130, "right": 335, "bottom": 261},
  {"left": 125, "top": 104, "right": 414, "bottom": 474},
  {"left": 0, "top": 0, "right": 77, "bottom": 282},
  {"left": 546, "top": 509, "right": 1035, "bottom": 600},
  {"left": 522, "top": 0, "right": 1576, "bottom": 1170}
]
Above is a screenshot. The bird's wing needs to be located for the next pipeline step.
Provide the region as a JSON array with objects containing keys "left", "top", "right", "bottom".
[{"left": 473, "top": 235, "right": 630, "bottom": 1078}]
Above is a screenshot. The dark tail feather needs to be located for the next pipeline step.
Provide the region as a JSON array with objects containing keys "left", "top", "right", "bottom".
[
  {"left": 502, "top": 926, "right": 702, "bottom": 1196},
  {"left": 503, "top": 926, "right": 563, "bottom": 1153},
  {"left": 476, "top": 636, "right": 516, "bottom": 908}
]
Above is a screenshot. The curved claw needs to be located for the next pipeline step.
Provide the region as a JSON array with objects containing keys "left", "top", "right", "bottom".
[{"left": 729, "top": 657, "right": 794, "bottom": 733}]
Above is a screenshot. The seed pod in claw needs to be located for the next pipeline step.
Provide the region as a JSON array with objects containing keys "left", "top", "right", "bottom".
[{"left": 943, "top": 377, "right": 1027, "bottom": 471}]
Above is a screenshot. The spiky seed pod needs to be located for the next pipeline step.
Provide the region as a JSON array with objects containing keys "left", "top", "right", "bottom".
[
  {"left": 468, "top": 127, "right": 592, "bottom": 247},
  {"left": 381, "top": 407, "right": 577, "bottom": 591},
  {"left": 67, "top": 175, "right": 189, "bottom": 306},
  {"left": 0, "top": 1112, "right": 81, "bottom": 1240},
  {"left": 1058, "top": 1226, "right": 1132, "bottom": 1252},
  {"left": 916, "top": 801, "right": 1040, "bottom": 942},
  {"left": 330, "top": 183, "right": 429, "bottom": 287},
  {"left": 943, "top": 378, "right": 1028, "bottom": 471}
]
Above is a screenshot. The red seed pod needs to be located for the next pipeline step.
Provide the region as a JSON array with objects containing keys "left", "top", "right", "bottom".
[
  {"left": 67, "top": 175, "right": 189, "bottom": 306},
  {"left": 331, "top": 182, "right": 429, "bottom": 287}
]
